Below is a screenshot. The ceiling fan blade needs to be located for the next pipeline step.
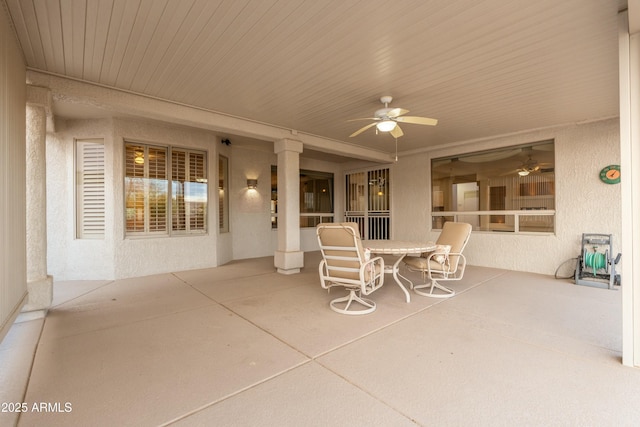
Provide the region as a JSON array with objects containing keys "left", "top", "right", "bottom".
[
  {"left": 387, "top": 108, "right": 409, "bottom": 118},
  {"left": 390, "top": 124, "right": 404, "bottom": 138},
  {"left": 347, "top": 117, "right": 380, "bottom": 122},
  {"left": 349, "top": 122, "right": 377, "bottom": 137},
  {"left": 395, "top": 116, "right": 438, "bottom": 126}
]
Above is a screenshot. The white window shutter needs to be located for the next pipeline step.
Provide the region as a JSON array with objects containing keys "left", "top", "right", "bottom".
[
  {"left": 188, "top": 151, "right": 207, "bottom": 231},
  {"left": 76, "top": 140, "right": 105, "bottom": 239}
]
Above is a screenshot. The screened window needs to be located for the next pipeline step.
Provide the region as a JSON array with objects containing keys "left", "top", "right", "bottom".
[
  {"left": 345, "top": 167, "right": 390, "bottom": 240},
  {"left": 124, "top": 142, "right": 207, "bottom": 236},
  {"left": 76, "top": 139, "right": 105, "bottom": 239},
  {"left": 431, "top": 140, "right": 555, "bottom": 233}
]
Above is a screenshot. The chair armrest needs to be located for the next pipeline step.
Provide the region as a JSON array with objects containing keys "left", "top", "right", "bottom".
[
  {"left": 361, "top": 256, "right": 384, "bottom": 275},
  {"left": 360, "top": 256, "right": 385, "bottom": 291},
  {"left": 426, "top": 252, "right": 466, "bottom": 275},
  {"left": 364, "top": 255, "right": 384, "bottom": 265}
]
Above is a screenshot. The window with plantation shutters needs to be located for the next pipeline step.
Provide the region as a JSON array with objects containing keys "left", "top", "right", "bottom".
[
  {"left": 76, "top": 139, "right": 105, "bottom": 239},
  {"left": 147, "top": 146, "right": 169, "bottom": 232},
  {"left": 125, "top": 141, "right": 207, "bottom": 237},
  {"left": 125, "top": 144, "right": 168, "bottom": 235},
  {"left": 172, "top": 150, "right": 187, "bottom": 231},
  {"left": 172, "top": 149, "right": 207, "bottom": 233},
  {"left": 125, "top": 144, "right": 146, "bottom": 233},
  {"left": 188, "top": 152, "right": 207, "bottom": 231}
]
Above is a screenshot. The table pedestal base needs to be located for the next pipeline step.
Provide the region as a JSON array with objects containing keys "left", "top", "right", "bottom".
[{"left": 385, "top": 254, "right": 414, "bottom": 303}]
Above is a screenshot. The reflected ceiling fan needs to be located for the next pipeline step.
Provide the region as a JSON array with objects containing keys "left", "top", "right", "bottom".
[
  {"left": 349, "top": 96, "right": 438, "bottom": 138},
  {"left": 516, "top": 155, "right": 553, "bottom": 176}
]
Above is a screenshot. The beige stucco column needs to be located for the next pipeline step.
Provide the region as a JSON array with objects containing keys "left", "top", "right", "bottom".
[
  {"left": 274, "top": 138, "right": 304, "bottom": 274},
  {"left": 23, "top": 85, "right": 53, "bottom": 316}
]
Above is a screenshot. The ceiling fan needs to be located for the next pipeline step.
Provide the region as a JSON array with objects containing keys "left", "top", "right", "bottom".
[{"left": 349, "top": 96, "right": 438, "bottom": 139}]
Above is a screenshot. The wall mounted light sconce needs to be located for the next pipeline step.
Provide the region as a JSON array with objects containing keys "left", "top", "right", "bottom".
[{"left": 247, "top": 179, "right": 258, "bottom": 189}]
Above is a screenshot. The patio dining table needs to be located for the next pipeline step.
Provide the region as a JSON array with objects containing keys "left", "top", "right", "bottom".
[{"left": 362, "top": 240, "right": 436, "bottom": 303}]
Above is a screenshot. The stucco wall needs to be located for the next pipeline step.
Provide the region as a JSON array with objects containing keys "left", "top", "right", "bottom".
[
  {"left": 46, "top": 116, "right": 346, "bottom": 278},
  {"left": 113, "top": 119, "right": 219, "bottom": 278},
  {"left": 230, "top": 145, "right": 276, "bottom": 260},
  {"left": 47, "top": 117, "right": 221, "bottom": 280},
  {"left": 47, "top": 118, "right": 115, "bottom": 279},
  {"left": 46, "top": 110, "right": 619, "bottom": 280},
  {"left": 392, "top": 118, "right": 621, "bottom": 275},
  {"left": 229, "top": 145, "right": 345, "bottom": 259}
]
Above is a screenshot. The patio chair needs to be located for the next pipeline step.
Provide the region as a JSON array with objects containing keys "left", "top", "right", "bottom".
[
  {"left": 317, "top": 223, "right": 385, "bottom": 315},
  {"left": 403, "top": 221, "right": 472, "bottom": 298}
]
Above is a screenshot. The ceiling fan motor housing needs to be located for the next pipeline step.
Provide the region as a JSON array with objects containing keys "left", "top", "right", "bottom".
[
  {"left": 375, "top": 108, "right": 393, "bottom": 119},
  {"left": 375, "top": 96, "right": 394, "bottom": 118}
]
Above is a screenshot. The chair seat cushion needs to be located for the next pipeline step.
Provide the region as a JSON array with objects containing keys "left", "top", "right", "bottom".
[{"left": 403, "top": 255, "right": 444, "bottom": 271}]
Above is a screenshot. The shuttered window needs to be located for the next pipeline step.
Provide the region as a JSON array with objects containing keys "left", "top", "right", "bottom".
[
  {"left": 125, "top": 144, "right": 168, "bottom": 235},
  {"left": 171, "top": 149, "right": 207, "bottom": 233},
  {"left": 125, "top": 141, "right": 207, "bottom": 237},
  {"left": 172, "top": 150, "right": 187, "bottom": 231},
  {"left": 125, "top": 144, "right": 146, "bottom": 232},
  {"left": 147, "top": 146, "right": 169, "bottom": 232},
  {"left": 76, "top": 139, "right": 105, "bottom": 239}
]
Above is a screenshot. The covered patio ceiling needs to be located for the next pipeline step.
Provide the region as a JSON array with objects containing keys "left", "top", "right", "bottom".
[{"left": 3, "top": 0, "right": 629, "bottom": 160}]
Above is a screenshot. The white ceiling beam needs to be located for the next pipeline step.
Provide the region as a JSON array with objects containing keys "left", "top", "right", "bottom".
[{"left": 26, "top": 71, "right": 390, "bottom": 163}]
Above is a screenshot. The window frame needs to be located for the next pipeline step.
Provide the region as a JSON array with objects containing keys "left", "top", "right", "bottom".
[
  {"left": 430, "top": 140, "right": 555, "bottom": 234},
  {"left": 171, "top": 147, "right": 208, "bottom": 235},
  {"left": 271, "top": 166, "right": 335, "bottom": 228}
]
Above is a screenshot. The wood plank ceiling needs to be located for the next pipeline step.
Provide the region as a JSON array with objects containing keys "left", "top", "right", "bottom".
[{"left": 3, "top": 0, "right": 627, "bottom": 157}]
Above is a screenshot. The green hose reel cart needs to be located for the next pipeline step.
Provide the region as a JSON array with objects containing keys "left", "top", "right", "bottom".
[{"left": 575, "top": 233, "right": 621, "bottom": 290}]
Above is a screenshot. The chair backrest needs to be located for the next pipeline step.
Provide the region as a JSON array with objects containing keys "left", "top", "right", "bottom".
[
  {"left": 317, "top": 223, "right": 366, "bottom": 281},
  {"left": 436, "top": 222, "right": 472, "bottom": 270}
]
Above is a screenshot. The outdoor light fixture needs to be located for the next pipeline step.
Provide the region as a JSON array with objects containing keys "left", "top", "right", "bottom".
[
  {"left": 376, "top": 120, "right": 397, "bottom": 132},
  {"left": 247, "top": 179, "right": 258, "bottom": 189}
]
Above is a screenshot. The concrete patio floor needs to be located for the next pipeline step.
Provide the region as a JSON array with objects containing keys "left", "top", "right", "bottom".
[{"left": 1, "top": 251, "right": 638, "bottom": 426}]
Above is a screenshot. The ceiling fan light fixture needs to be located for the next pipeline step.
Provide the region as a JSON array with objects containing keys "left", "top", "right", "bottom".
[
  {"left": 349, "top": 96, "right": 437, "bottom": 138},
  {"left": 376, "top": 120, "right": 397, "bottom": 132},
  {"left": 518, "top": 169, "right": 530, "bottom": 176}
]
